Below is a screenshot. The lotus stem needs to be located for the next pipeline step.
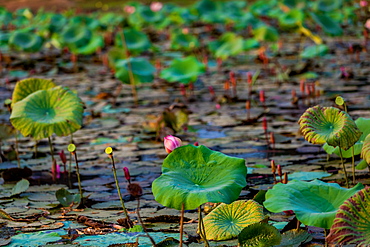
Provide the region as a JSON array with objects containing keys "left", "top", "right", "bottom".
[
  {"left": 351, "top": 146, "right": 355, "bottom": 184},
  {"left": 68, "top": 134, "right": 73, "bottom": 188},
  {"left": 70, "top": 148, "right": 83, "bottom": 202},
  {"left": 106, "top": 149, "right": 130, "bottom": 219},
  {"left": 15, "top": 131, "right": 20, "bottom": 168},
  {"left": 338, "top": 146, "right": 349, "bottom": 188},
  {"left": 119, "top": 29, "right": 138, "bottom": 106},
  {"left": 136, "top": 198, "right": 156, "bottom": 246},
  {"left": 198, "top": 205, "right": 210, "bottom": 247},
  {"left": 179, "top": 203, "right": 184, "bottom": 247},
  {"left": 48, "top": 136, "right": 56, "bottom": 181}
]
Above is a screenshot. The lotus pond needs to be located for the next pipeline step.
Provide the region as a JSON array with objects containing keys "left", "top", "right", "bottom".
[{"left": 1, "top": 0, "right": 370, "bottom": 246}]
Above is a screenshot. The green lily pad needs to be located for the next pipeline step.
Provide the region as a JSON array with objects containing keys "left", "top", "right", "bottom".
[
  {"left": 288, "top": 171, "right": 332, "bottom": 181},
  {"left": 115, "top": 28, "right": 151, "bottom": 55},
  {"left": 159, "top": 56, "right": 205, "bottom": 84},
  {"left": 238, "top": 222, "right": 282, "bottom": 247},
  {"left": 55, "top": 188, "right": 81, "bottom": 207},
  {"left": 244, "top": 38, "right": 260, "bottom": 51},
  {"left": 170, "top": 32, "right": 199, "bottom": 51},
  {"left": 327, "top": 187, "right": 370, "bottom": 245},
  {"left": 8, "top": 231, "right": 61, "bottom": 247},
  {"left": 361, "top": 134, "right": 370, "bottom": 164},
  {"left": 278, "top": 9, "right": 304, "bottom": 29},
  {"left": 264, "top": 180, "right": 364, "bottom": 229},
  {"left": 253, "top": 25, "right": 279, "bottom": 42},
  {"left": 9, "top": 30, "right": 44, "bottom": 52},
  {"left": 10, "top": 86, "right": 84, "bottom": 140},
  {"left": 208, "top": 32, "right": 244, "bottom": 60},
  {"left": 12, "top": 78, "right": 56, "bottom": 106},
  {"left": 11, "top": 179, "right": 29, "bottom": 196},
  {"left": 277, "top": 229, "right": 313, "bottom": 247},
  {"left": 300, "top": 44, "right": 329, "bottom": 58},
  {"left": 298, "top": 105, "right": 362, "bottom": 150},
  {"left": 203, "top": 200, "right": 264, "bottom": 240},
  {"left": 310, "top": 12, "right": 343, "bottom": 36},
  {"left": 317, "top": 0, "right": 343, "bottom": 12},
  {"left": 323, "top": 117, "right": 370, "bottom": 158},
  {"left": 59, "top": 23, "right": 92, "bottom": 51},
  {"left": 152, "top": 145, "right": 247, "bottom": 210}
]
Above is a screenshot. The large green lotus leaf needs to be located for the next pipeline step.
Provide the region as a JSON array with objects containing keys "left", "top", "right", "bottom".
[
  {"left": 278, "top": 9, "right": 304, "bottom": 29},
  {"left": 214, "top": 33, "right": 244, "bottom": 60},
  {"left": 300, "top": 44, "right": 328, "bottom": 58},
  {"left": 74, "top": 34, "right": 103, "bottom": 55},
  {"left": 115, "top": 57, "right": 156, "bottom": 77},
  {"left": 309, "top": 12, "right": 343, "bottom": 36},
  {"left": 327, "top": 187, "right": 370, "bottom": 245},
  {"left": 12, "top": 78, "right": 56, "bottom": 105},
  {"left": 140, "top": 6, "right": 163, "bottom": 23},
  {"left": 264, "top": 180, "right": 364, "bottom": 229},
  {"left": 8, "top": 231, "right": 61, "bottom": 247},
  {"left": 159, "top": 56, "right": 205, "bottom": 84},
  {"left": 323, "top": 117, "right": 370, "bottom": 158},
  {"left": 238, "top": 222, "right": 282, "bottom": 247},
  {"left": 298, "top": 105, "right": 362, "bottom": 150},
  {"left": 252, "top": 25, "right": 279, "bottom": 42},
  {"left": 9, "top": 31, "right": 44, "bottom": 52},
  {"left": 115, "top": 28, "right": 151, "bottom": 54},
  {"left": 60, "top": 24, "right": 92, "bottom": 49},
  {"left": 10, "top": 86, "right": 84, "bottom": 140},
  {"left": 152, "top": 145, "right": 247, "bottom": 210},
  {"left": 170, "top": 32, "right": 199, "bottom": 51},
  {"left": 361, "top": 134, "right": 370, "bottom": 164},
  {"left": 48, "top": 14, "right": 68, "bottom": 33},
  {"left": 244, "top": 38, "right": 260, "bottom": 51},
  {"left": 203, "top": 200, "right": 264, "bottom": 240},
  {"left": 194, "top": 0, "right": 221, "bottom": 16}
]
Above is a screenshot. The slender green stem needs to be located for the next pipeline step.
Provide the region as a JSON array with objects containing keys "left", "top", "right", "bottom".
[
  {"left": 120, "top": 29, "right": 138, "bottom": 106},
  {"left": 68, "top": 134, "right": 73, "bottom": 188},
  {"left": 136, "top": 198, "right": 156, "bottom": 246},
  {"left": 179, "top": 203, "right": 184, "bottom": 247},
  {"left": 48, "top": 136, "right": 56, "bottom": 181},
  {"left": 338, "top": 147, "right": 349, "bottom": 188},
  {"left": 351, "top": 146, "right": 355, "bottom": 184},
  {"left": 71, "top": 151, "right": 83, "bottom": 201},
  {"left": 198, "top": 206, "right": 210, "bottom": 247},
  {"left": 15, "top": 131, "right": 20, "bottom": 168},
  {"left": 109, "top": 155, "right": 129, "bottom": 219}
]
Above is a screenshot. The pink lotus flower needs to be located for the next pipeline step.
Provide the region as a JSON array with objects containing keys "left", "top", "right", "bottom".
[
  {"left": 360, "top": 0, "right": 368, "bottom": 7},
  {"left": 164, "top": 135, "right": 182, "bottom": 154},
  {"left": 150, "top": 2, "right": 163, "bottom": 12},
  {"left": 365, "top": 19, "right": 370, "bottom": 30},
  {"left": 124, "top": 5, "right": 135, "bottom": 14}
]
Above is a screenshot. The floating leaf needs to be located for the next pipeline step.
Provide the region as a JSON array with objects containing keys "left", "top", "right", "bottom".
[
  {"left": 327, "top": 187, "right": 370, "bottom": 245},
  {"left": 252, "top": 25, "right": 279, "bottom": 42},
  {"left": 288, "top": 171, "right": 332, "bottom": 181},
  {"left": 264, "top": 180, "right": 364, "bottom": 229},
  {"left": 278, "top": 229, "right": 313, "bottom": 247},
  {"left": 9, "top": 30, "right": 44, "bottom": 52},
  {"left": 238, "top": 222, "right": 282, "bottom": 247},
  {"left": 300, "top": 44, "right": 328, "bottom": 58},
  {"left": 55, "top": 188, "right": 81, "bottom": 207},
  {"left": 7, "top": 231, "right": 61, "bottom": 247},
  {"left": 10, "top": 86, "right": 84, "bottom": 140},
  {"left": 11, "top": 179, "right": 29, "bottom": 196},
  {"left": 12, "top": 78, "right": 56, "bottom": 106},
  {"left": 208, "top": 32, "right": 244, "bottom": 60},
  {"left": 170, "top": 32, "right": 199, "bottom": 51},
  {"left": 278, "top": 9, "right": 304, "bottom": 29},
  {"left": 310, "top": 12, "right": 343, "bottom": 36},
  {"left": 298, "top": 105, "right": 361, "bottom": 150},
  {"left": 152, "top": 145, "right": 247, "bottom": 210},
  {"left": 361, "top": 134, "right": 370, "bottom": 164},
  {"left": 159, "top": 56, "right": 205, "bottom": 84},
  {"left": 202, "top": 200, "right": 264, "bottom": 240},
  {"left": 115, "top": 28, "right": 151, "bottom": 54},
  {"left": 115, "top": 57, "right": 156, "bottom": 84}
]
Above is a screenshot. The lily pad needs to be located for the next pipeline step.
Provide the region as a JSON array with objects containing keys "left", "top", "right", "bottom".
[
  {"left": 159, "top": 56, "right": 205, "bottom": 84},
  {"left": 8, "top": 231, "right": 61, "bottom": 247},
  {"left": 278, "top": 229, "right": 313, "bottom": 247},
  {"left": 327, "top": 187, "right": 370, "bottom": 245},
  {"left": 202, "top": 200, "right": 264, "bottom": 240},
  {"left": 238, "top": 222, "right": 282, "bottom": 247},
  {"left": 298, "top": 105, "right": 362, "bottom": 150},
  {"left": 300, "top": 44, "right": 328, "bottom": 58},
  {"left": 264, "top": 180, "right": 364, "bottom": 229},
  {"left": 152, "top": 145, "right": 247, "bottom": 210},
  {"left": 288, "top": 171, "right": 332, "bottom": 181},
  {"left": 310, "top": 12, "right": 343, "bottom": 36},
  {"left": 10, "top": 86, "right": 84, "bottom": 140},
  {"left": 253, "top": 25, "right": 279, "bottom": 42},
  {"left": 115, "top": 28, "right": 151, "bottom": 54},
  {"left": 11, "top": 179, "right": 29, "bottom": 196},
  {"left": 11, "top": 78, "right": 56, "bottom": 105},
  {"left": 208, "top": 32, "right": 244, "bottom": 60},
  {"left": 9, "top": 30, "right": 44, "bottom": 52}
]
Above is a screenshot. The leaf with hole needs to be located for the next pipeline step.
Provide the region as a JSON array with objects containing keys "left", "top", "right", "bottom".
[{"left": 202, "top": 200, "right": 264, "bottom": 240}]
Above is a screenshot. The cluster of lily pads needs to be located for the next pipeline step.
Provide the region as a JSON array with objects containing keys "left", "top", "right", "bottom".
[{"left": 0, "top": 0, "right": 365, "bottom": 95}]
